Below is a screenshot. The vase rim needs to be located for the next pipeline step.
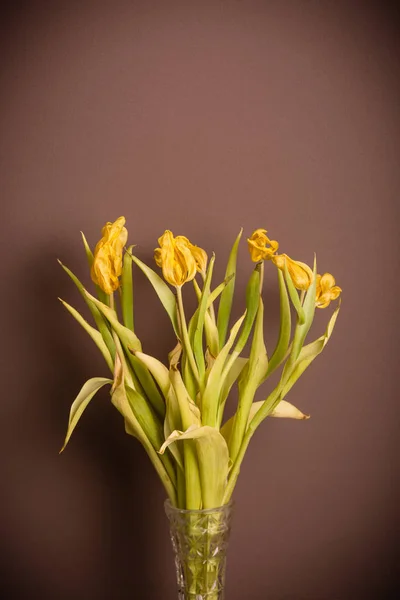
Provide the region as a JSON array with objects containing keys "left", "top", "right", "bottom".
[{"left": 164, "top": 498, "right": 234, "bottom": 515}]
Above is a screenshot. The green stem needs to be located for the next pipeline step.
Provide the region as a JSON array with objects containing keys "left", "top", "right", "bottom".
[{"left": 176, "top": 286, "right": 200, "bottom": 386}]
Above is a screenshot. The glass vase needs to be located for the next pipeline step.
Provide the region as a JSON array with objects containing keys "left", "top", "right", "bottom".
[{"left": 165, "top": 500, "right": 234, "bottom": 600}]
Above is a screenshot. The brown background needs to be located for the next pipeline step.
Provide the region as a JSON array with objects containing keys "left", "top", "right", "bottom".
[{"left": 1, "top": 1, "right": 399, "bottom": 599}]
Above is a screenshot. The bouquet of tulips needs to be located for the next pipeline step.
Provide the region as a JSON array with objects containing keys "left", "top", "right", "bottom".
[{"left": 59, "top": 217, "right": 341, "bottom": 510}]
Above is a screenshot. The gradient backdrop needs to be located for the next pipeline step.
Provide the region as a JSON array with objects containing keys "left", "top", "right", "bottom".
[{"left": 1, "top": 1, "right": 399, "bottom": 599}]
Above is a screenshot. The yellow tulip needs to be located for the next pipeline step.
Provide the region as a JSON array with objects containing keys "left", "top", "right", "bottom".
[
  {"left": 91, "top": 216, "right": 128, "bottom": 295},
  {"left": 154, "top": 230, "right": 197, "bottom": 287},
  {"left": 272, "top": 253, "right": 314, "bottom": 291},
  {"left": 315, "top": 273, "right": 342, "bottom": 308},
  {"left": 247, "top": 229, "right": 279, "bottom": 262}
]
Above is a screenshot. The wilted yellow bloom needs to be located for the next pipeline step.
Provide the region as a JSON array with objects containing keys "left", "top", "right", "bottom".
[
  {"left": 171, "top": 235, "right": 208, "bottom": 274},
  {"left": 247, "top": 229, "right": 279, "bottom": 262},
  {"left": 315, "top": 273, "right": 342, "bottom": 308},
  {"left": 272, "top": 253, "right": 313, "bottom": 291},
  {"left": 155, "top": 230, "right": 197, "bottom": 287},
  {"left": 91, "top": 216, "right": 128, "bottom": 295}
]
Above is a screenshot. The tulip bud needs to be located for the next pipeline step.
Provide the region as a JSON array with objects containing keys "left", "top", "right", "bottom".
[
  {"left": 154, "top": 230, "right": 197, "bottom": 287},
  {"left": 91, "top": 216, "right": 128, "bottom": 295},
  {"left": 272, "top": 253, "right": 313, "bottom": 291}
]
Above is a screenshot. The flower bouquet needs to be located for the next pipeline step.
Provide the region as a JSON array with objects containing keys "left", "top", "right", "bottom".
[{"left": 59, "top": 217, "right": 341, "bottom": 599}]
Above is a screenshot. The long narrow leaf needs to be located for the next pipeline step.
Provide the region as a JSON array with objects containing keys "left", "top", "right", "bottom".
[
  {"left": 129, "top": 253, "right": 180, "bottom": 337},
  {"left": 60, "top": 377, "right": 112, "bottom": 452},
  {"left": 59, "top": 299, "right": 113, "bottom": 371},
  {"left": 201, "top": 313, "right": 246, "bottom": 427},
  {"left": 193, "top": 255, "right": 215, "bottom": 383},
  {"left": 58, "top": 261, "right": 115, "bottom": 358},
  {"left": 121, "top": 245, "right": 134, "bottom": 331},
  {"left": 217, "top": 229, "right": 243, "bottom": 347},
  {"left": 265, "top": 269, "right": 291, "bottom": 377},
  {"left": 284, "top": 260, "right": 305, "bottom": 324}
]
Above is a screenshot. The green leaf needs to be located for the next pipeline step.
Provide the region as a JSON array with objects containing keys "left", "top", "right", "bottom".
[
  {"left": 169, "top": 366, "right": 201, "bottom": 429},
  {"left": 193, "top": 255, "right": 215, "bottom": 384},
  {"left": 283, "top": 260, "right": 305, "bottom": 324},
  {"left": 129, "top": 252, "right": 180, "bottom": 337},
  {"left": 217, "top": 356, "right": 248, "bottom": 425},
  {"left": 265, "top": 269, "right": 291, "bottom": 377},
  {"left": 58, "top": 261, "right": 115, "bottom": 358},
  {"left": 204, "top": 311, "right": 220, "bottom": 357},
  {"left": 217, "top": 229, "right": 243, "bottom": 347},
  {"left": 85, "top": 292, "right": 142, "bottom": 353},
  {"left": 281, "top": 303, "right": 340, "bottom": 398},
  {"left": 59, "top": 299, "right": 114, "bottom": 371},
  {"left": 160, "top": 425, "right": 230, "bottom": 509},
  {"left": 230, "top": 264, "right": 261, "bottom": 357},
  {"left": 221, "top": 399, "right": 309, "bottom": 444},
  {"left": 133, "top": 350, "right": 171, "bottom": 398},
  {"left": 228, "top": 298, "right": 268, "bottom": 462},
  {"left": 286, "top": 256, "right": 318, "bottom": 367},
  {"left": 128, "top": 354, "right": 166, "bottom": 420},
  {"left": 121, "top": 245, "right": 134, "bottom": 331},
  {"left": 111, "top": 356, "right": 177, "bottom": 504},
  {"left": 164, "top": 387, "right": 184, "bottom": 471},
  {"left": 80, "top": 231, "right": 109, "bottom": 306},
  {"left": 60, "top": 377, "right": 112, "bottom": 452},
  {"left": 208, "top": 274, "right": 234, "bottom": 310},
  {"left": 201, "top": 312, "right": 246, "bottom": 427}
]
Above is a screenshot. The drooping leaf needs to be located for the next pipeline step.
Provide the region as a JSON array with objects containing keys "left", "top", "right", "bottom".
[
  {"left": 217, "top": 229, "right": 243, "bottom": 347},
  {"left": 111, "top": 355, "right": 177, "bottom": 503},
  {"left": 133, "top": 350, "right": 171, "bottom": 398},
  {"left": 58, "top": 261, "right": 115, "bottom": 358},
  {"left": 59, "top": 299, "right": 113, "bottom": 371},
  {"left": 221, "top": 399, "right": 309, "bottom": 444},
  {"left": 85, "top": 291, "right": 142, "bottom": 352},
  {"left": 60, "top": 377, "right": 112, "bottom": 452}
]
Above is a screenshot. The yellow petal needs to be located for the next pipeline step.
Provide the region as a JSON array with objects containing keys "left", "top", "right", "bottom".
[
  {"left": 272, "top": 254, "right": 313, "bottom": 290},
  {"left": 320, "top": 273, "right": 336, "bottom": 293},
  {"left": 155, "top": 230, "right": 198, "bottom": 287},
  {"left": 247, "top": 228, "right": 279, "bottom": 262},
  {"left": 91, "top": 216, "right": 128, "bottom": 294}
]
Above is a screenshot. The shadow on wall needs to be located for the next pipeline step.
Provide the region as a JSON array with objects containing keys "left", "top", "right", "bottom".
[{"left": 0, "top": 244, "right": 176, "bottom": 600}]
